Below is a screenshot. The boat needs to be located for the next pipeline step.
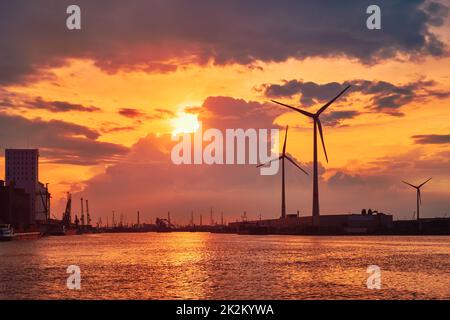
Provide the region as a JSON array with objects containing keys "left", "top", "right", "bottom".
[{"left": 0, "top": 224, "right": 14, "bottom": 241}]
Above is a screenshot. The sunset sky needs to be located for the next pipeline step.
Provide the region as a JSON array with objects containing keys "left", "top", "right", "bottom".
[{"left": 1, "top": 0, "right": 450, "bottom": 224}]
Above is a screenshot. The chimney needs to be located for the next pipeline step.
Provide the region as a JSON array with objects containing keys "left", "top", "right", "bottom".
[
  {"left": 80, "top": 197, "right": 85, "bottom": 226},
  {"left": 86, "top": 199, "right": 91, "bottom": 226}
]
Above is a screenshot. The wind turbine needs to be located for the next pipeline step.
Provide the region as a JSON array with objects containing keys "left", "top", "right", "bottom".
[
  {"left": 271, "top": 85, "right": 351, "bottom": 223},
  {"left": 402, "top": 178, "right": 432, "bottom": 222},
  {"left": 257, "top": 126, "right": 308, "bottom": 219}
]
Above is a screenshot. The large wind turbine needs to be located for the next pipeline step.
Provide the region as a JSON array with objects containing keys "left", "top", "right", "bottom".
[
  {"left": 257, "top": 126, "right": 308, "bottom": 219},
  {"left": 271, "top": 85, "right": 351, "bottom": 223},
  {"left": 402, "top": 178, "right": 432, "bottom": 221}
]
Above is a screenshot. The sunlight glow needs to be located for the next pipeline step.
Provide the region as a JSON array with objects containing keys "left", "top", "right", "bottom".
[{"left": 171, "top": 112, "right": 200, "bottom": 136}]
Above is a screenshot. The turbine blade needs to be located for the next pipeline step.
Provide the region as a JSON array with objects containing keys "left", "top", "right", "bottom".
[
  {"left": 283, "top": 126, "right": 288, "bottom": 155},
  {"left": 317, "top": 85, "right": 351, "bottom": 115},
  {"left": 317, "top": 119, "right": 328, "bottom": 163},
  {"left": 418, "top": 189, "right": 422, "bottom": 205},
  {"left": 271, "top": 100, "right": 314, "bottom": 117},
  {"left": 419, "top": 177, "right": 432, "bottom": 188},
  {"left": 285, "top": 155, "right": 308, "bottom": 175},
  {"left": 256, "top": 155, "right": 282, "bottom": 168},
  {"left": 402, "top": 180, "right": 417, "bottom": 189}
]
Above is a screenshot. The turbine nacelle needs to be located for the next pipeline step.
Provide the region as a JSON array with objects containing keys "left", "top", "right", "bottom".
[
  {"left": 257, "top": 126, "right": 308, "bottom": 175},
  {"left": 271, "top": 85, "right": 351, "bottom": 164},
  {"left": 402, "top": 178, "right": 432, "bottom": 206},
  {"left": 402, "top": 177, "right": 432, "bottom": 191}
]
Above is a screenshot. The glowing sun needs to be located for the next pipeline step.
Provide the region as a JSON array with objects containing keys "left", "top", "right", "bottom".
[{"left": 171, "top": 112, "right": 200, "bottom": 136}]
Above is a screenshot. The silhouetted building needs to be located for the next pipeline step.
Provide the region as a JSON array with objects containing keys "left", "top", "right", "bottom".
[
  {"left": 394, "top": 218, "right": 450, "bottom": 235},
  {"left": 0, "top": 180, "right": 31, "bottom": 230},
  {"left": 5, "top": 149, "right": 49, "bottom": 222},
  {"left": 229, "top": 212, "right": 394, "bottom": 234}
]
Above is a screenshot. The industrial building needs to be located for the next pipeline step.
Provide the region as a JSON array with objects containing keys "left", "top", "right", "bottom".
[
  {"left": 394, "top": 218, "right": 450, "bottom": 235},
  {"left": 4, "top": 149, "right": 50, "bottom": 224},
  {"left": 229, "top": 212, "right": 394, "bottom": 235},
  {"left": 0, "top": 180, "right": 32, "bottom": 230}
]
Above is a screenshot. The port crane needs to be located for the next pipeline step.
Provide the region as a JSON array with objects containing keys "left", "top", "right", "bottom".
[
  {"left": 62, "top": 192, "right": 72, "bottom": 227},
  {"left": 37, "top": 183, "right": 51, "bottom": 221}
]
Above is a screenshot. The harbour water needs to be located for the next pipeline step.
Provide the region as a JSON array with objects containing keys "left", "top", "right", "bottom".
[{"left": 0, "top": 233, "right": 449, "bottom": 299}]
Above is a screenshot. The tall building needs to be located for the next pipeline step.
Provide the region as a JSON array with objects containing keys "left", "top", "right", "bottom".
[{"left": 5, "top": 149, "right": 49, "bottom": 222}]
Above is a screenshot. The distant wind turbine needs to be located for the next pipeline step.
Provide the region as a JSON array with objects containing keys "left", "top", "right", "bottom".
[
  {"left": 271, "top": 85, "right": 351, "bottom": 223},
  {"left": 402, "top": 177, "right": 432, "bottom": 221},
  {"left": 257, "top": 126, "right": 308, "bottom": 219}
]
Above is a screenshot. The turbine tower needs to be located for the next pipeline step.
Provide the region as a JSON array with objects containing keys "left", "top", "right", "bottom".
[
  {"left": 271, "top": 85, "right": 351, "bottom": 224},
  {"left": 402, "top": 178, "right": 432, "bottom": 222},
  {"left": 257, "top": 126, "right": 308, "bottom": 219}
]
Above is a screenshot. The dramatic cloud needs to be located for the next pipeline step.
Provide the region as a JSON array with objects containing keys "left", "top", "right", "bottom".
[
  {"left": 0, "top": 113, "right": 129, "bottom": 165},
  {"left": 354, "top": 79, "right": 450, "bottom": 116},
  {"left": 0, "top": 0, "right": 449, "bottom": 84},
  {"left": 118, "top": 108, "right": 147, "bottom": 119},
  {"left": 154, "top": 108, "right": 175, "bottom": 118},
  {"left": 117, "top": 107, "right": 175, "bottom": 123},
  {"left": 328, "top": 171, "right": 395, "bottom": 191},
  {"left": 0, "top": 89, "right": 101, "bottom": 113},
  {"left": 25, "top": 97, "right": 100, "bottom": 113},
  {"left": 101, "top": 125, "right": 136, "bottom": 134},
  {"left": 262, "top": 79, "right": 450, "bottom": 116},
  {"left": 0, "top": 88, "right": 20, "bottom": 110},
  {"left": 412, "top": 134, "right": 450, "bottom": 144},
  {"left": 319, "top": 111, "right": 361, "bottom": 127},
  {"left": 198, "top": 96, "right": 283, "bottom": 130},
  {"left": 264, "top": 81, "right": 347, "bottom": 106}
]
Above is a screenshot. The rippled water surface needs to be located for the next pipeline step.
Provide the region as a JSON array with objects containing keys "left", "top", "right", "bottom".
[{"left": 0, "top": 233, "right": 449, "bottom": 299}]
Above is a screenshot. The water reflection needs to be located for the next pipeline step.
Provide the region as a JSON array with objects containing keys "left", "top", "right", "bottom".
[{"left": 0, "top": 233, "right": 449, "bottom": 299}]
